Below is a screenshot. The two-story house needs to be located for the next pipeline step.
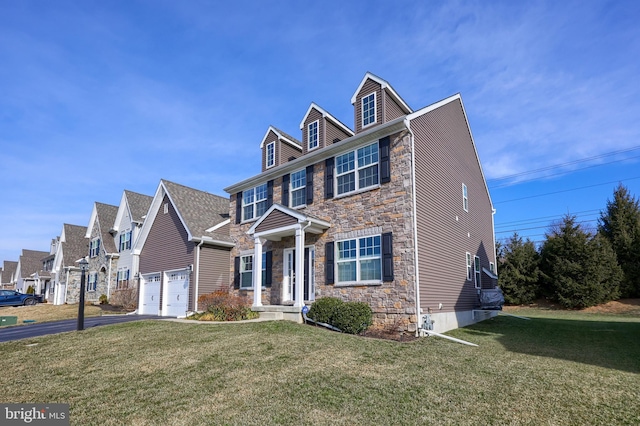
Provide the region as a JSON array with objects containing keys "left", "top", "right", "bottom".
[
  {"left": 85, "top": 202, "right": 119, "bottom": 303},
  {"left": 109, "top": 190, "right": 153, "bottom": 308},
  {"left": 14, "top": 249, "right": 49, "bottom": 295},
  {"left": 50, "top": 223, "right": 89, "bottom": 304},
  {"left": 224, "top": 72, "right": 497, "bottom": 334}
]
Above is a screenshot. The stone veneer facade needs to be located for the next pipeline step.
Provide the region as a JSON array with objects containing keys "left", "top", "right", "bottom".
[{"left": 229, "top": 131, "right": 419, "bottom": 332}]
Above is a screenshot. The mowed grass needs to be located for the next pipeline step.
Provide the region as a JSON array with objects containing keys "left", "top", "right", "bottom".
[
  {"left": 1, "top": 309, "right": 639, "bottom": 425},
  {"left": 0, "top": 303, "right": 103, "bottom": 326}
]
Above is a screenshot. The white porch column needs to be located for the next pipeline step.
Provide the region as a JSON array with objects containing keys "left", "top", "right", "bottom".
[
  {"left": 253, "top": 237, "right": 263, "bottom": 307},
  {"left": 294, "top": 225, "right": 305, "bottom": 308}
]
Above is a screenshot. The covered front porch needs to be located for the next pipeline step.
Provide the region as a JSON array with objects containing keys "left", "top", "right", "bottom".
[{"left": 247, "top": 204, "right": 331, "bottom": 314}]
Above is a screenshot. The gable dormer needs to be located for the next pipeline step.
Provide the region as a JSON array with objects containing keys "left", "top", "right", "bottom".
[
  {"left": 351, "top": 72, "right": 412, "bottom": 134},
  {"left": 299, "top": 103, "right": 354, "bottom": 155},
  {"left": 259, "top": 126, "right": 303, "bottom": 172}
]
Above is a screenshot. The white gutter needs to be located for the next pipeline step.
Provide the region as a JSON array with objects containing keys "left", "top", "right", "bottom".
[
  {"left": 405, "top": 118, "right": 422, "bottom": 337},
  {"left": 194, "top": 239, "right": 205, "bottom": 311},
  {"left": 191, "top": 236, "right": 235, "bottom": 248}
]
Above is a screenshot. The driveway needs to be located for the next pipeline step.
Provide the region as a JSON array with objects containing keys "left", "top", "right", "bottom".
[{"left": 0, "top": 315, "right": 163, "bottom": 343}]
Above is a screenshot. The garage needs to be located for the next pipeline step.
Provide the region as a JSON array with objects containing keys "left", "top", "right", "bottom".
[
  {"left": 140, "top": 273, "right": 161, "bottom": 315},
  {"left": 163, "top": 269, "right": 189, "bottom": 317}
]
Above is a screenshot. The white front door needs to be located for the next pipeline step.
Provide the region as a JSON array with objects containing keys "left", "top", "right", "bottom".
[
  {"left": 140, "top": 274, "right": 161, "bottom": 315},
  {"left": 164, "top": 269, "right": 189, "bottom": 317},
  {"left": 282, "top": 246, "right": 315, "bottom": 303}
]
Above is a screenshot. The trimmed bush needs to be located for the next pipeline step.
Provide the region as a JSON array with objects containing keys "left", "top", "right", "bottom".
[
  {"left": 332, "top": 301, "right": 373, "bottom": 334},
  {"left": 307, "top": 297, "right": 343, "bottom": 324},
  {"left": 26, "top": 285, "right": 35, "bottom": 295},
  {"left": 99, "top": 294, "right": 108, "bottom": 305}
]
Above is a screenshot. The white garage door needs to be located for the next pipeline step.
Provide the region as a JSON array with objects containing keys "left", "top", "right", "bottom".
[
  {"left": 164, "top": 269, "right": 189, "bottom": 317},
  {"left": 140, "top": 274, "right": 161, "bottom": 315}
]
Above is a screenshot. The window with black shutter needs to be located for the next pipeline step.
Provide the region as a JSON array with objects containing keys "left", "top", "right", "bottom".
[
  {"left": 325, "top": 158, "right": 334, "bottom": 199},
  {"left": 282, "top": 173, "right": 290, "bottom": 206},
  {"left": 379, "top": 136, "right": 391, "bottom": 184},
  {"left": 325, "top": 241, "right": 334, "bottom": 284},
  {"left": 382, "top": 232, "right": 394, "bottom": 281},
  {"left": 306, "top": 165, "right": 314, "bottom": 205}
]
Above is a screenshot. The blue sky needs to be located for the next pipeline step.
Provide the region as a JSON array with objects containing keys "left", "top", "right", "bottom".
[{"left": 1, "top": 0, "right": 640, "bottom": 262}]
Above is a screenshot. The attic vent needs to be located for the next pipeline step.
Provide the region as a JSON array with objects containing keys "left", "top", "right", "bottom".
[
  {"left": 163, "top": 203, "right": 168, "bottom": 214},
  {"left": 333, "top": 138, "right": 340, "bottom": 144},
  {"left": 288, "top": 156, "right": 297, "bottom": 162}
]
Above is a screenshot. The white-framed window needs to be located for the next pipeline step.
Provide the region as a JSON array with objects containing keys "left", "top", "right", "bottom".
[
  {"left": 119, "top": 231, "right": 131, "bottom": 252},
  {"left": 89, "top": 239, "right": 100, "bottom": 258},
  {"left": 87, "top": 272, "right": 98, "bottom": 292},
  {"left": 490, "top": 262, "right": 495, "bottom": 274},
  {"left": 474, "top": 256, "right": 481, "bottom": 289},
  {"left": 462, "top": 183, "right": 468, "bottom": 212},
  {"left": 290, "top": 169, "right": 306, "bottom": 208},
  {"left": 308, "top": 120, "right": 319, "bottom": 150},
  {"left": 117, "top": 269, "right": 130, "bottom": 290},
  {"left": 242, "top": 183, "right": 268, "bottom": 221},
  {"left": 335, "top": 142, "right": 379, "bottom": 196},
  {"left": 163, "top": 203, "right": 169, "bottom": 214},
  {"left": 362, "top": 92, "right": 376, "bottom": 127},
  {"left": 337, "top": 235, "right": 382, "bottom": 284},
  {"left": 266, "top": 142, "right": 275, "bottom": 168},
  {"left": 240, "top": 253, "right": 267, "bottom": 289},
  {"left": 466, "top": 252, "right": 472, "bottom": 281}
]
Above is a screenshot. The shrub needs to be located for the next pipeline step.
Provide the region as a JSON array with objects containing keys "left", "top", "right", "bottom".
[
  {"left": 26, "top": 285, "right": 35, "bottom": 294},
  {"left": 332, "top": 301, "right": 373, "bottom": 334},
  {"left": 195, "top": 291, "right": 258, "bottom": 321},
  {"left": 99, "top": 294, "right": 108, "bottom": 305},
  {"left": 307, "top": 297, "right": 343, "bottom": 324},
  {"left": 110, "top": 288, "right": 138, "bottom": 310}
]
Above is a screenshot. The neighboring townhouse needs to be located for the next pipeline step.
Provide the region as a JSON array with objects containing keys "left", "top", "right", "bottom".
[
  {"left": 85, "top": 202, "right": 119, "bottom": 303},
  {"left": 37, "top": 239, "right": 57, "bottom": 302},
  {"left": 224, "top": 72, "right": 497, "bottom": 334},
  {"left": 1, "top": 261, "right": 18, "bottom": 289},
  {"left": 15, "top": 249, "right": 49, "bottom": 295},
  {"left": 134, "top": 180, "right": 233, "bottom": 317},
  {"left": 50, "top": 224, "right": 89, "bottom": 305},
  {"left": 109, "top": 190, "right": 153, "bottom": 307}
]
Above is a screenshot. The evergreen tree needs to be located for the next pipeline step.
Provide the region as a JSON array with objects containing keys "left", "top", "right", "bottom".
[
  {"left": 498, "top": 233, "right": 541, "bottom": 305},
  {"left": 541, "top": 215, "right": 622, "bottom": 308},
  {"left": 598, "top": 184, "right": 640, "bottom": 297}
]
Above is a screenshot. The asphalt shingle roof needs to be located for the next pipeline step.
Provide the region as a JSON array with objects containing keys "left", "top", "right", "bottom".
[
  {"left": 95, "top": 202, "right": 119, "bottom": 253},
  {"left": 125, "top": 190, "right": 153, "bottom": 223},
  {"left": 162, "top": 180, "right": 232, "bottom": 243},
  {"left": 62, "top": 224, "right": 89, "bottom": 266},
  {"left": 2, "top": 261, "right": 18, "bottom": 283},
  {"left": 19, "top": 249, "right": 49, "bottom": 276}
]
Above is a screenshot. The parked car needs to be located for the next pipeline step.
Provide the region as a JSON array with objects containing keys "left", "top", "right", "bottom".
[{"left": 0, "top": 290, "right": 43, "bottom": 307}]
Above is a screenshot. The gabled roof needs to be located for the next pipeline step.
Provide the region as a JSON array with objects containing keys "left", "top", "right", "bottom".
[
  {"left": 61, "top": 224, "right": 89, "bottom": 267},
  {"left": 85, "top": 202, "right": 118, "bottom": 253},
  {"left": 298, "top": 102, "right": 354, "bottom": 136},
  {"left": 259, "top": 125, "right": 303, "bottom": 150},
  {"left": 112, "top": 190, "right": 153, "bottom": 232},
  {"left": 134, "top": 179, "right": 234, "bottom": 253},
  {"left": 19, "top": 249, "right": 49, "bottom": 277},
  {"left": 248, "top": 203, "right": 331, "bottom": 240},
  {"left": 350, "top": 72, "right": 412, "bottom": 114},
  {"left": 1, "top": 261, "right": 17, "bottom": 283}
]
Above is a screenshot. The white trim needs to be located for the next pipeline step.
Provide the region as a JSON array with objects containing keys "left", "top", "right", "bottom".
[
  {"left": 361, "top": 91, "right": 377, "bottom": 129},
  {"left": 299, "top": 102, "right": 354, "bottom": 136},
  {"left": 205, "top": 218, "right": 231, "bottom": 233},
  {"left": 289, "top": 167, "right": 307, "bottom": 208},
  {"left": 462, "top": 183, "right": 468, "bottom": 212},
  {"left": 259, "top": 125, "right": 303, "bottom": 150},
  {"left": 334, "top": 141, "right": 380, "bottom": 197},
  {"left": 307, "top": 120, "right": 319, "bottom": 151},
  {"left": 474, "top": 256, "right": 481, "bottom": 289},
  {"left": 85, "top": 205, "right": 99, "bottom": 238},
  {"left": 266, "top": 141, "right": 275, "bottom": 168},
  {"left": 405, "top": 119, "right": 422, "bottom": 334},
  {"left": 350, "top": 72, "right": 412, "bottom": 113},
  {"left": 466, "top": 252, "right": 472, "bottom": 281}
]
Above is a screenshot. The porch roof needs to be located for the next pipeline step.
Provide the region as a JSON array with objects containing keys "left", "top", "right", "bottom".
[{"left": 247, "top": 204, "right": 331, "bottom": 241}]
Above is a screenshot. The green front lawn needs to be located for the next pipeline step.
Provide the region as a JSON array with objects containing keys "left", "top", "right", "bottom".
[{"left": 1, "top": 310, "right": 638, "bottom": 425}]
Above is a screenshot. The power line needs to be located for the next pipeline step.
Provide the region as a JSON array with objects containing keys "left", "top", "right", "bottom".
[
  {"left": 487, "top": 145, "right": 640, "bottom": 183},
  {"left": 495, "top": 209, "right": 601, "bottom": 229},
  {"left": 493, "top": 176, "right": 640, "bottom": 204},
  {"left": 495, "top": 219, "right": 598, "bottom": 234}
]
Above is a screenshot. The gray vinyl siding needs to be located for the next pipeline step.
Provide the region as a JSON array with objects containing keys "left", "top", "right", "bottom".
[
  {"left": 411, "top": 98, "right": 495, "bottom": 313},
  {"left": 302, "top": 109, "right": 324, "bottom": 155},
  {"left": 280, "top": 140, "right": 301, "bottom": 164},
  {"left": 139, "top": 195, "right": 195, "bottom": 275},
  {"left": 255, "top": 209, "right": 298, "bottom": 233},
  {"left": 325, "top": 120, "right": 351, "bottom": 147},
  {"left": 384, "top": 92, "right": 405, "bottom": 122},
  {"left": 198, "top": 246, "right": 231, "bottom": 298},
  {"left": 354, "top": 79, "right": 383, "bottom": 134}
]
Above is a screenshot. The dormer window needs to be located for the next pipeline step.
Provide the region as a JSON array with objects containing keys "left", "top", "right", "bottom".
[
  {"left": 266, "top": 142, "right": 275, "bottom": 168},
  {"left": 89, "top": 239, "right": 101, "bottom": 258},
  {"left": 308, "top": 121, "right": 318, "bottom": 151},
  {"left": 362, "top": 92, "right": 376, "bottom": 127}
]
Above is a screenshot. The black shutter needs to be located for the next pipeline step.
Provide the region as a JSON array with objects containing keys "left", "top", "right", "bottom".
[
  {"left": 233, "top": 256, "right": 240, "bottom": 289},
  {"left": 379, "top": 136, "right": 391, "bottom": 184},
  {"left": 235, "top": 192, "right": 242, "bottom": 224},
  {"left": 325, "top": 158, "right": 334, "bottom": 199},
  {"left": 306, "top": 165, "right": 314, "bottom": 205},
  {"left": 382, "top": 232, "right": 394, "bottom": 281},
  {"left": 282, "top": 173, "right": 290, "bottom": 206},
  {"left": 325, "top": 241, "right": 335, "bottom": 284},
  {"left": 267, "top": 180, "right": 274, "bottom": 209},
  {"left": 265, "top": 251, "right": 272, "bottom": 287}
]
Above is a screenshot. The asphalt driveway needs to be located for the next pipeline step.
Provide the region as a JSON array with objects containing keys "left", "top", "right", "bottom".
[{"left": 0, "top": 315, "right": 162, "bottom": 343}]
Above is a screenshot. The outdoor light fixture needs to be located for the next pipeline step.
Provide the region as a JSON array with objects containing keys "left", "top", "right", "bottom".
[{"left": 77, "top": 257, "right": 89, "bottom": 331}]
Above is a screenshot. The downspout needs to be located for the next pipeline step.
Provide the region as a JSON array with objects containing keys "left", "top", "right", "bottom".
[
  {"left": 64, "top": 267, "right": 70, "bottom": 305},
  {"left": 194, "top": 239, "right": 205, "bottom": 312},
  {"left": 405, "top": 118, "right": 422, "bottom": 337}
]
